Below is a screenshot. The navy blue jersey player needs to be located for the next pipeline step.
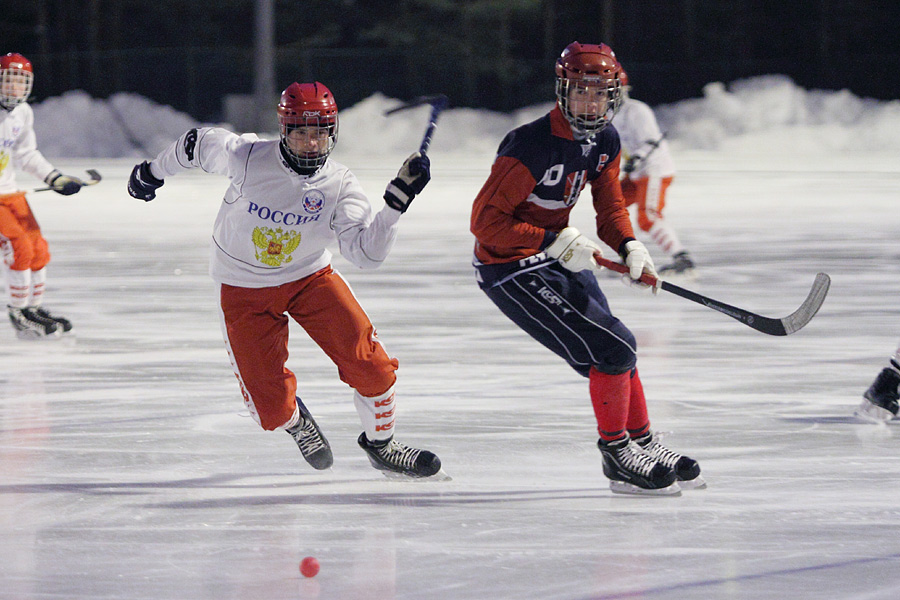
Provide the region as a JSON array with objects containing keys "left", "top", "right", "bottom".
[{"left": 470, "top": 42, "right": 704, "bottom": 495}]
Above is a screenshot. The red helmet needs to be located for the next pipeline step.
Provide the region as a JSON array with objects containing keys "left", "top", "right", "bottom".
[
  {"left": 0, "top": 52, "right": 34, "bottom": 110},
  {"left": 554, "top": 42, "right": 623, "bottom": 137},
  {"left": 277, "top": 81, "right": 338, "bottom": 172},
  {"left": 619, "top": 68, "right": 630, "bottom": 89}
]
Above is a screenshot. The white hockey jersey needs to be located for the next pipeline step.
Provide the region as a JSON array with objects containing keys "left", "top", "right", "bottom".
[
  {"left": 0, "top": 103, "right": 57, "bottom": 194},
  {"left": 149, "top": 127, "right": 401, "bottom": 288},
  {"left": 613, "top": 98, "right": 675, "bottom": 180}
]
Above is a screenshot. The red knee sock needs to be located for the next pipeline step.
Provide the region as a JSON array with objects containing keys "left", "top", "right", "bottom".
[
  {"left": 626, "top": 368, "right": 650, "bottom": 439},
  {"left": 589, "top": 368, "right": 631, "bottom": 442}
]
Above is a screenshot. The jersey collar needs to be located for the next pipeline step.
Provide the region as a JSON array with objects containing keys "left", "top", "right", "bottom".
[{"left": 550, "top": 105, "right": 576, "bottom": 141}]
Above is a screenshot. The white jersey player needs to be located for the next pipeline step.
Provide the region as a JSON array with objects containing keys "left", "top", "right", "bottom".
[
  {"left": 614, "top": 68, "right": 695, "bottom": 277},
  {"left": 127, "top": 81, "right": 443, "bottom": 478},
  {"left": 1, "top": 52, "right": 85, "bottom": 340}
]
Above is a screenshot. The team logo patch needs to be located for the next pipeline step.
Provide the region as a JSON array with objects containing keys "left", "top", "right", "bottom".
[
  {"left": 301, "top": 190, "right": 325, "bottom": 214},
  {"left": 184, "top": 128, "right": 198, "bottom": 161},
  {"left": 563, "top": 170, "right": 587, "bottom": 206},
  {"left": 252, "top": 227, "right": 302, "bottom": 267}
]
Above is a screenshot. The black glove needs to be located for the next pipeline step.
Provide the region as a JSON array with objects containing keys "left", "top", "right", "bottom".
[
  {"left": 44, "top": 170, "right": 83, "bottom": 196},
  {"left": 383, "top": 152, "right": 431, "bottom": 213},
  {"left": 622, "top": 156, "right": 637, "bottom": 174},
  {"left": 127, "top": 161, "right": 165, "bottom": 201}
]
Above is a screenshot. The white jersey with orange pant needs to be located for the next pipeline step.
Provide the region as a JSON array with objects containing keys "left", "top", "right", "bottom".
[
  {"left": 0, "top": 103, "right": 57, "bottom": 308},
  {"left": 614, "top": 96, "right": 691, "bottom": 269},
  {"left": 148, "top": 127, "right": 402, "bottom": 439}
]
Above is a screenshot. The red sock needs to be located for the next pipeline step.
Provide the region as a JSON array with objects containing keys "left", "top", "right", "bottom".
[
  {"left": 589, "top": 367, "right": 631, "bottom": 441},
  {"left": 626, "top": 368, "right": 650, "bottom": 438}
]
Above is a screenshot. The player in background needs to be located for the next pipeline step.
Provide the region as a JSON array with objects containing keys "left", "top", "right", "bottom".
[
  {"left": 1, "top": 53, "right": 84, "bottom": 339},
  {"left": 857, "top": 344, "right": 900, "bottom": 421},
  {"left": 470, "top": 42, "right": 704, "bottom": 496},
  {"left": 615, "top": 67, "right": 696, "bottom": 278},
  {"left": 126, "top": 81, "right": 443, "bottom": 479}
]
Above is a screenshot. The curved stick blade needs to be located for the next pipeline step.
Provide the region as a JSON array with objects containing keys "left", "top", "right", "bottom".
[{"left": 780, "top": 273, "right": 830, "bottom": 335}]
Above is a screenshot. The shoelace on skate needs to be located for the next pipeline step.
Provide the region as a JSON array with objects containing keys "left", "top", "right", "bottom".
[
  {"left": 615, "top": 443, "right": 660, "bottom": 477},
  {"left": 291, "top": 418, "right": 327, "bottom": 455},
  {"left": 377, "top": 440, "right": 421, "bottom": 470},
  {"left": 9, "top": 308, "right": 57, "bottom": 333},
  {"left": 639, "top": 439, "right": 682, "bottom": 469}
]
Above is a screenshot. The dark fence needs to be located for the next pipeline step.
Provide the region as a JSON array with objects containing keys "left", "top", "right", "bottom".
[{"left": 24, "top": 46, "right": 900, "bottom": 122}]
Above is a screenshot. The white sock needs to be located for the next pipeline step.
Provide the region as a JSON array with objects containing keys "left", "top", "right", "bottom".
[
  {"left": 648, "top": 220, "right": 685, "bottom": 257},
  {"left": 353, "top": 387, "right": 396, "bottom": 443},
  {"left": 29, "top": 267, "right": 47, "bottom": 307},
  {"left": 6, "top": 268, "right": 31, "bottom": 308}
]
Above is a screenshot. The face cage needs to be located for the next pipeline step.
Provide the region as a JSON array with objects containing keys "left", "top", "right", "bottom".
[
  {"left": 555, "top": 77, "right": 622, "bottom": 137},
  {"left": 0, "top": 68, "right": 33, "bottom": 110},
  {"left": 280, "top": 119, "right": 339, "bottom": 171}
]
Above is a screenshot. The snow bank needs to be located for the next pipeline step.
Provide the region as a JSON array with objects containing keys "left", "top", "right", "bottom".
[{"left": 29, "top": 76, "right": 900, "bottom": 159}]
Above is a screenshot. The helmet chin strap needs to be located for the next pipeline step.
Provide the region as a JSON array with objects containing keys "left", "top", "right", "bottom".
[
  {"left": 571, "top": 127, "right": 596, "bottom": 141},
  {"left": 279, "top": 141, "right": 323, "bottom": 176}
]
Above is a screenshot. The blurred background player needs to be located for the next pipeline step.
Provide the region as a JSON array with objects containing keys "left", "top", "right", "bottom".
[
  {"left": 615, "top": 67, "right": 695, "bottom": 278},
  {"left": 127, "top": 81, "right": 443, "bottom": 479},
  {"left": 857, "top": 344, "right": 900, "bottom": 421},
  {"left": 1, "top": 52, "right": 84, "bottom": 339},
  {"left": 470, "top": 41, "right": 703, "bottom": 495}
]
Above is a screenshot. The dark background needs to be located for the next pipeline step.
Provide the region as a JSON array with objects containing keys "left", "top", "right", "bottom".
[{"left": 3, "top": 0, "right": 899, "bottom": 121}]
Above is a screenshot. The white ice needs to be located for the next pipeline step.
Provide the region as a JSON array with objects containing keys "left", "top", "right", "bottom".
[{"left": 3, "top": 78, "right": 900, "bottom": 599}]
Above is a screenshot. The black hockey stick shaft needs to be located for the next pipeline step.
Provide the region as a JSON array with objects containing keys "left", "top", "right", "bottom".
[
  {"left": 624, "top": 133, "right": 665, "bottom": 173},
  {"left": 418, "top": 95, "right": 448, "bottom": 154},
  {"left": 384, "top": 95, "right": 449, "bottom": 154},
  {"left": 34, "top": 169, "right": 102, "bottom": 192},
  {"left": 594, "top": 254, "right": 830, "bottom": 336}
]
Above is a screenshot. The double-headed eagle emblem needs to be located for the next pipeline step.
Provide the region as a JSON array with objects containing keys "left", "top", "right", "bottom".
[{"left": 252, "top": 226, "right": 302, "bottom": 267}]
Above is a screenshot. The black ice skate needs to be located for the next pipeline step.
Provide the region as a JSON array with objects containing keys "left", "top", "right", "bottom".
[
  {"left": 658, "top": 251, "right": 696, "bottom": 279},
  {"left": 357, "top": 432, "right": 444, "bottom": 479},
  {"left": 633, "top": 432, "right": 706, "bottom": 490},
  {"left": 857, "top": 367, "right": 900, "bottom": 422},
  {"left": 285, "top": 397, "right": 333, "bottom": 470},
  {"left": 597, "top": 437, "right": 680, "bottom": 496},
  {"left": 8, "top": 305, "right": 60, "bottom": 340},
  {"left": 32, "top": 306, "right": 73, "bottom": 334}
]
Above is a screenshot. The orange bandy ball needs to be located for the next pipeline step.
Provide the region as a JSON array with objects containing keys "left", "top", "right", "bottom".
[{"left": 300, "top": 556, "right": 320, "bottom": 578}]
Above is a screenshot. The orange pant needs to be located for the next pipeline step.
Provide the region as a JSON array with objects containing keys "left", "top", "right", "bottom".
[
  {"left": 219, "top": 266, "right": 399, "bottom": 430},
  {"left": 620, "top": 176, "right": 673, "bottom": 232},
  {"left": 0, "top": 193, "right": 50, "bottom": 271}
]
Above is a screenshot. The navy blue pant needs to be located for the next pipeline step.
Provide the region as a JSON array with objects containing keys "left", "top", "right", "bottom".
[{"left": 479, "top": 262, "right": 637, "bottom": 377}]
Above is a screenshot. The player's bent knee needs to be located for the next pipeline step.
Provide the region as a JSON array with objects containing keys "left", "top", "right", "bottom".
[
  {"left": 8, "top": 245, "right": 34, "bottom": 270},
  {"left": 637, "top": 212, "right": 655, "bottom": 232},
  {"left": 341, "top": 362, "right": 397, "bottom": 398}
]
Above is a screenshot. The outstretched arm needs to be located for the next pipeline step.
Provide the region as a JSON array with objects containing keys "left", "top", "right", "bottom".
[{"left": 127, "top": 127, "right": 253, "bottom": 201}]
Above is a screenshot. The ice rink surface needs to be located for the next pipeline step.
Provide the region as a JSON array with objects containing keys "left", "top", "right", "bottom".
[{"left": 2, "top": 147, "right": 900, "bottom": 600}]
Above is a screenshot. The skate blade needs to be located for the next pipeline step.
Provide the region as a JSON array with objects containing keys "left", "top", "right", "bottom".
[
  {"left": 854, "top": 399, "right": 896, "bottom": 423},
  {"left": 306, "top": 458, "right": 334, "bottom": 471},
  {"left": 14, "top": 329, "right": 63, "bottom": 341},
  {"left": 609, "top": 480, "right": 682, "bottom": 496},
  {"left": 378, "top": 468, "right": 452, "bottom": 482},
  {"left": 678, "top": 476, "right": 707, "bottom": 490}
]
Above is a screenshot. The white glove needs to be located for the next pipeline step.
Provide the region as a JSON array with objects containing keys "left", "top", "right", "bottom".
[
  {"left": 44, "top": 170, "right": 83, "bottom": 196},
  {"left": 545, "top": 227, "right": 604, "bottom": 274},
  {"left": 621, "top": 240, "right": 659, "bottom": 294},
  {"left": 383, "top": 152, "right": 431, "bottom": 213}
]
